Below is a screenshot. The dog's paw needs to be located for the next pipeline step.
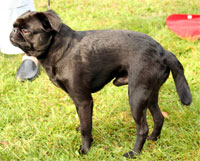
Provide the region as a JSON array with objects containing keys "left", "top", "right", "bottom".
[
  {"left": 123, "top": 151, "right": 137, "bottom": 158},
  {"left": 79, "top": 145, "right": 89, "bottom": 155},
  {"left": 147, "top": 135, "right": 160, "bottom": 141},
  {"left": 78, "top": 138, "right": 93, "bottom": 155}
]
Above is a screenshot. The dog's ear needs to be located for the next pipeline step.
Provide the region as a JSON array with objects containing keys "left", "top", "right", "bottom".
[{"left": 35, "top": 10, "right": 62, "bottom": 32}]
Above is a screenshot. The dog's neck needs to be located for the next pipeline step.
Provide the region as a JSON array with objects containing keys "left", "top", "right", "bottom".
[
  {"left": 36, "top": 24, "right": 79, "bottom": 74},
  {"left": 38, "top": 25, "right": 68, "bottom": 56}
]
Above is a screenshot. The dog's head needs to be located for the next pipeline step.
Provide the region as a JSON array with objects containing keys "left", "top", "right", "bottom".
[{"left": 10, "top": 10, "right": 62, "bottom": 57}]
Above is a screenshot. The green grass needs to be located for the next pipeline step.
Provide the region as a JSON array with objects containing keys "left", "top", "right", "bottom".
[{"left": 0, "top": 0, "right": 200, "bottom": 160}]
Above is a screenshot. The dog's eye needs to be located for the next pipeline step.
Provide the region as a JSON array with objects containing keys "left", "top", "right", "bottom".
[{"left": 21, "top": 29, "right": 30, "bottom": 34}]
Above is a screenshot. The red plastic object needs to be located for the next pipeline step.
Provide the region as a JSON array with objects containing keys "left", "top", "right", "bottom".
[{"left": 166, "top": 14, "right": 200, "bottom": 40}]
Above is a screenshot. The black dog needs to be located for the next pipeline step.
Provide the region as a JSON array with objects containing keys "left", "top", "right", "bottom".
[{"left": 10, "top": 10, "right": 192, "bottom": 158}]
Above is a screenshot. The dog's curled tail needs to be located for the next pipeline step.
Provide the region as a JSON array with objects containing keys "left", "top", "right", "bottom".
[{"left": 164, "top": 50, "right": 192, "bottom": 105}]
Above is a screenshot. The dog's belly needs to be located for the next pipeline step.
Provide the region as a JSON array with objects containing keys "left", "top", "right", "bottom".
[
  {"left": 89, "top": 66, "right": 128, "bottom": 93},
  {"left": 89, "top": 72, "right": 116, "bottom": 93}
]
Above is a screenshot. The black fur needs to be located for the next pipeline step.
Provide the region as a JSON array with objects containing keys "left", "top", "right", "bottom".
[{"left": 10, "top": 10, "right": 192, "bottom": 158}]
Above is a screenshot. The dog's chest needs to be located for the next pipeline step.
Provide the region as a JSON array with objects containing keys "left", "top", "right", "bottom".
[{"left": 47, "top": 66, "right": 70, "bottom": 93}]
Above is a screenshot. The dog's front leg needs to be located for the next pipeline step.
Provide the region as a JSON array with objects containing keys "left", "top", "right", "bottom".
[{"left": 72, "top": 94, "right": 94, "bottom": 154}]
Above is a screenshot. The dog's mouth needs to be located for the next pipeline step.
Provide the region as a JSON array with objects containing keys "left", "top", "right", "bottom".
[
  {"left": 10, "top": 31, "right": 32, "bottom": 51},
  {"left": 9, "top": 35, "right": 19, "bottom": 47}
]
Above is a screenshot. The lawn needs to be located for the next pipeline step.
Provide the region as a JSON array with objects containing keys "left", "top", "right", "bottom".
[{"left": 0, "top": 0, "right": 200, "bottom": 160}]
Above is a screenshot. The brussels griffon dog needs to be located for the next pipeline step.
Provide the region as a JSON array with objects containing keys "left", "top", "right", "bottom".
[{"left": 10, "top": 10, "right": 192, "bottom": 158}]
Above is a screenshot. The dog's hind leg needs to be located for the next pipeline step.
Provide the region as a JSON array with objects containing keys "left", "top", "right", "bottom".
[
  {"left": 147, "top": 66, "right": 170, "bottom": 141},
  {"left": 123, "top": 83, "right": 152, "bottom": 158},
  {"left": 147, "top": 92, "right": 164, "bottom": 141}
]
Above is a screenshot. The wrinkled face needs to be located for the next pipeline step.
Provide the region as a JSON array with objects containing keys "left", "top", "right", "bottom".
[{"left": 10, "top": 10, "right": 62, "bottom": 57}]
